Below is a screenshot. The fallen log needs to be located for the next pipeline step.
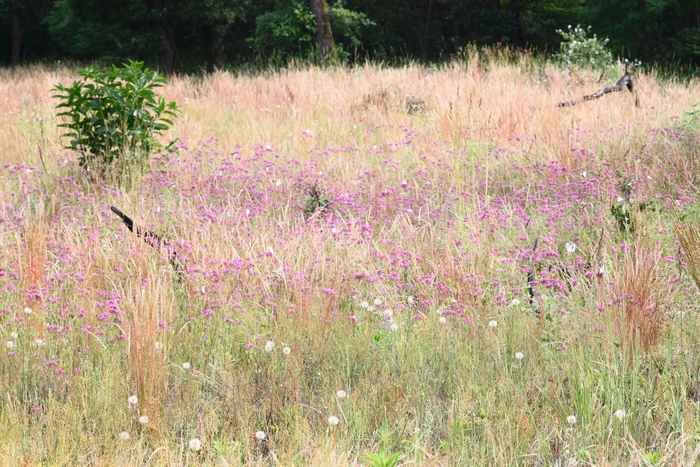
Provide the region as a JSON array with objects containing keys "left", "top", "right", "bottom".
[
  {"left": 527, "top": 236, "right": 540, "bottom": 316},
  {"left": 557, "top": 71, "right": 639, "bottom": 108},
  {"left": 110, "top": 205, "right": 183, "bottom": 274}
]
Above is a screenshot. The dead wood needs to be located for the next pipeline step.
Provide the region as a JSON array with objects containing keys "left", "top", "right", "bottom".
[
  {"left": 557, "top": 71, "right": 639, "bottom": 108},
  {"left": 528, "top": 236, "right": 540, "bottom": 316},
  {"left": 110, "top": 205, "right": 183, "bottom": 274}
]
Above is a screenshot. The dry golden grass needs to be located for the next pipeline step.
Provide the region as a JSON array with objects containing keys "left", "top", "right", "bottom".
[
  {"left": 3, "top": 51, "right": 700, "bottom": 465},
  {"left": 3, "top": 51, "right": 697, "bottom": 170}
]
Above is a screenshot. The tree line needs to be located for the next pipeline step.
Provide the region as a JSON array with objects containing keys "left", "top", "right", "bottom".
[{"left": 2, "top": 0, "right": 699, "bottom": 72}]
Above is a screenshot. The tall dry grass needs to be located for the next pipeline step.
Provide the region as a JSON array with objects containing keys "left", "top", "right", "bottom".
[
  {"left": 2, "top": 51, "right": 696, "bottom": 168},
  {"left": 2, "top": 50, "right": 700, "bottom": 465}
]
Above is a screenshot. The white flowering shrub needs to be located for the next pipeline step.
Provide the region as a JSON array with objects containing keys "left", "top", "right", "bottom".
[{"left": 554, "top": 25, "right": 614, "bottom": 71}]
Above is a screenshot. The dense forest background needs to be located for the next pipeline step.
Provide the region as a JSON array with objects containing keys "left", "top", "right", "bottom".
[{"left": 2, "top": 0, "right": 700, "bottom": 72}]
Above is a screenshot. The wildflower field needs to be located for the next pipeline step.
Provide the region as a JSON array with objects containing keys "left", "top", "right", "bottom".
[{"left": 3, "top": 51, "right": 700, "bottom": 465}]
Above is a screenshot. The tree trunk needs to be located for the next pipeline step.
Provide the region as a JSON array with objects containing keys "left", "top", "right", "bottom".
[
  {"left": 203, "top": 25, "right": 215, "bottom": 73},
  {"left": 155, "top": 20, "right": 180, "bottom": 75},
  {"left": 11, "top": 0, "right": 21, "bottom": 66},
  {"left": 309, "top": 0, "right": 335, "bottom": 64},
  {"left": 145, "top": 0, "right": 180, "bottom": 75},
  {"left": 423, "top": 0, "right": 433, "bottom": 54},
  {"left": 513, "top": 0, "right": 526, "bottom": 46}
]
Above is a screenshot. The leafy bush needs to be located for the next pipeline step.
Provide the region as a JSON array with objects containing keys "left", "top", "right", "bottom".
[
  {"left": 53, "top": 60, "right": 179, "bottom": 173},
  {"left": 361, "top": 451, "right": 405, "bottom": 467},
  {"left": 252, "top": 0, "right": 373, "bottom": 62},
  {"left": 554, "top": 24, "right": 613, "bottom": 71}
]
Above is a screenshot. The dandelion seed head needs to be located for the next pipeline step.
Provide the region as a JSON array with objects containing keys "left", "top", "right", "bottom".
[
  {"left": 24, "top": 307, "right": 32, "bottom": 314},
  {"left": 128, "top": 395, "right": 138, "bottom": 405},
  {"left": 488, "top": 320, "right": 498, "bottom": 328},
  {"left": 359, "top": 301, "right": 369, "bottom": 309},
  {"left": 264, "top": 341, "right": 275, "bottom": 352},
  {"left": 6, "top": 341, "right": 14, "bottom": 349},
  {"left": 515, "top": 352, "right": 524, "bottom": 360},
  {"left": 439, "top": 316, "right": 447, "bottom": 324},
  {"left": 390, "top": 323, "right": 399, "bottom": 331},
  {"left": 337, "top": 390, "right": 347, "bottom": 399},
  {"left": 373, "top": 298, "right": 382, "bottom": 306},
  {"left": 139, "top": 415, "right": 149, "bottom": 424},
  {"left": 283, "top": 346, "right": 291, "bottom": 355},
  {"left": 255, "top": 430, "right": 266, "bottom": 440},
  {"left": 119, "top": 431, "right": 130, "bottom": 440},
  {"left": 328, "top": 415, "right": 340, "bottom": 426},
  {"left": 614, "top": 409, "right": 626, "bottom": 420},
  {"left": 182, "top": 362, "right": 191, "bottom": 370},
  {"left": 189, "top": 438, "right": 202, "bottom": 451},
  {"left": 566, "top": 415, "right": 576, "bottom": 425},
  {"left": 154, "top": 341, "right": 163, "bottom": 350},
  {"left": 565, "top": 242, "right": 577, "bottom": 253}
]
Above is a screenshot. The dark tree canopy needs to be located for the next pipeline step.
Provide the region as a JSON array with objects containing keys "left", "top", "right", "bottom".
[{"left": 1, "top": 0, "right": 699, "bottom": 70}]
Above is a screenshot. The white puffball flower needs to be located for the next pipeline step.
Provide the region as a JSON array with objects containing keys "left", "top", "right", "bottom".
[
  {"left": 264, "top": 341, "right": 275, "bottom": 352},
  {"left": 283, "top": 346, "right": 291, "bottom": 355},
  {"left": 565, "top": 242, "right": 577, "bottom": 254},
  {"left": 189, "top": 438, "right": 202, "bottom": 451},
  {"left": 374, "top": 298, "right": 382, "bottom": 306},
  {"left": 255, "top": 431, "right": 266, "bottom": 440},
  {"left": 6, "top": 341, "right": 14, "bottom": 349},
  {"left": 24, "top": 307, "right": 33, "bottom": 315},
  {"left": 614, "top": 409, "right": 626, "bottom": 420},
  {"left": 154, "top": 341, "right": 163, "bottom": 350},
  {"left": 128, "top": 395, "right": 138, "bottom": 405},
  {"left": 390, "top": 323, "right": 399, "bottom": 332},
  {"left": 139, "top": 415, "right": 149, "bottom": 425},
  {"left": 10, "top": 332, "right": 17, "bottom": 339},
  {"left": 328, "top": 415, "right": 340, "bottom": 426},
  {"left": 182, "top": 362, "right": 191, "bottom": 370},
  {"left": 511, "top": 298, "right": 521, "bottom": 306},
  {"left": 407, "top": 296, "right": 414, "bottom": 305},
  {"left": 515, "top": 352, "right": 524, "bottom": 360},
  {"left": 359, "top": 301, "right": 369, "bottom": 309},
  {"left": 566, "top": 415, "right": 576, "bottom": 425},
  {"left": 439, "top": 316, "right": 447, "bottom": 324},
  {"left": 119, "top": 431, "right": 130, "bottom": 440},
  {"left": 35, "top": 338, "right": 44, "bottom": 346},
  {"left": 488, "top": 320, "right": 498, "bottom": 328},
  {"left": 337, "top": 390, "right": 347, "bottom": 399}
]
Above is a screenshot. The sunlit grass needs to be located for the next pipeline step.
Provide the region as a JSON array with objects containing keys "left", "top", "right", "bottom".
[{"left": 2, "top": 49, "right": 700, "bottom": 465}]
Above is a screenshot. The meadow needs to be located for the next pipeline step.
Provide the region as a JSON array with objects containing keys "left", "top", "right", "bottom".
[{"left": 2, "top": 50, "right": 700, "bottom": 465}]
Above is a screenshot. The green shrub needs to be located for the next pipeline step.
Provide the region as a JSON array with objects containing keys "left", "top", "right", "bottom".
[
  {"left": 361, "top": 451, "right": 405, "bottom": 467},
  {"left": 554, "top": 24, "right": 614, "bottom": 71},
  {"left": 252, "top": 0, "right": 373, "bottom": 62},
  {"left": 53, "top": 60, "right": 179, "bottom": 173}
]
